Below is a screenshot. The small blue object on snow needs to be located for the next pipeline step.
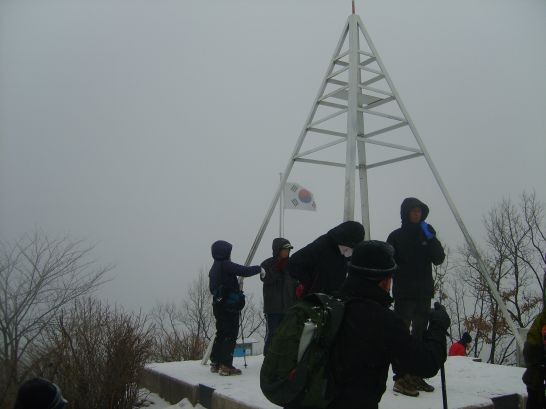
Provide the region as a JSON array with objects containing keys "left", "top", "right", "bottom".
[{"left": 233, "top": 347, "right": 245, "bottom": 357}]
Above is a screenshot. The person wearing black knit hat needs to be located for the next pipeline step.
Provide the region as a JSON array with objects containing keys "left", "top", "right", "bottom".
[
  {"left": 13, "top": 377, "right": 67, "bottom": 409},
  {"left": 449, "top": 332, "right": 473, "bottom": 357},
  {"left": 324, "top": 241, "right": 449, "bottom": 409}
]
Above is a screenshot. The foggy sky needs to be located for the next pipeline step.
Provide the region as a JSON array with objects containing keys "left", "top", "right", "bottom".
[{"left": 1, "top": 0, "right": 545, "bottom": 310}]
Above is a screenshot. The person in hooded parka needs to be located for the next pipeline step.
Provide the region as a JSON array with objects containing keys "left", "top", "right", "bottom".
[
  {"left": 287, "top": 221, "right": 365, "bottom": 297},
  {"left": 208, "top": 240, "right": 262, "bottom": 376},
  {"left": 387, "top": 197, "right": 446, "bottom": 396},
  {"left": 260, "top": 237, "right": 297, "bottom": 355}
]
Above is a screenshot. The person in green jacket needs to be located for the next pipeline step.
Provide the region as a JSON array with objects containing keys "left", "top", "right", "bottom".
[{"left": 522, "top": 308, "right": 546, "bottom": 409}]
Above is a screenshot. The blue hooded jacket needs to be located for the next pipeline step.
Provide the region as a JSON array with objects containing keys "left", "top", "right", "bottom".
[{"left": 208, "top": 240, "right": 261, "bottom": 296}]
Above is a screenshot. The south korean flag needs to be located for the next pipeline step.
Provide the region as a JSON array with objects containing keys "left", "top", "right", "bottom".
[{"left": 283, "top": 183, "right": 317, "bottom": 211}]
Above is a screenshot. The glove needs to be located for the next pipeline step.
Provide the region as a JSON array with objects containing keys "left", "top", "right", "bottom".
[
  {"left": 420, "top": 221, "right": 434, "bottom": 240},
  {"left": 260, "top": 268, "right": 266, "bottom": 279},
  {"left": 295, "top": 283, "right": 306, "bottom": 299},
  {"left": 429, "top": 302, "right": 450, "bottom": 333}
]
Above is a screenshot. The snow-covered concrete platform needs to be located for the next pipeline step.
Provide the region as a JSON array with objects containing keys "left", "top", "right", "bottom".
[{"left": 141, "top": 356, "right": 527, "bottom": 409}]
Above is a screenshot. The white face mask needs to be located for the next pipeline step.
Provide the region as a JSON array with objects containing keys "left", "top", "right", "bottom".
[{"left": 339, "top": 245, "right": 353, "bottom": 258}]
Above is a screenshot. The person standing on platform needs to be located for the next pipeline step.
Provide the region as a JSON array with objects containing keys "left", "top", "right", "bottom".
[
  {"left": 387, "top": 197, "right": 446, "bottom": 396},
  {"left": 260, "top": 238, "right": 297, "bottom": 356},
  {"left": 287, "top": 221, "right": 365, "bottom": 297},
  {"left": 522, "top": 308, "right": 546, "bottom": 409},
  {"left": 281, "top": 241, "right": 449, "bottom": 409},
  {"left": 208, "top": 240, "right": 263, "bottom": 376}
]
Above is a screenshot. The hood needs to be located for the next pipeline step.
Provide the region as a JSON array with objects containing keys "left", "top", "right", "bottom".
[
  {"left": 460, "top": 332, "right": 472, "bottom": 345},
  {"left": 327, "top": 221, "right": 365, "bottom": 248},
  {"left": 400, "top": 197, "right": 429, "bottom": 223},
  {"left": 211, "top": 240, "right": 232, "bottom": 261},
  {"left": 272, "top": 237, "right": 293, "bottom": 258}
]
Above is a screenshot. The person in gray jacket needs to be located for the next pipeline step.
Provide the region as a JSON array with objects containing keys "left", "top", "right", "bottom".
[{"left": 260, "top": 238, "right": 297, "bottom": 355}]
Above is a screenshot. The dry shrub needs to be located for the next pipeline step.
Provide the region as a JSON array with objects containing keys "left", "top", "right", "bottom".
[{"left": 28, "top": 298, "right": 154, "bottom": 409}]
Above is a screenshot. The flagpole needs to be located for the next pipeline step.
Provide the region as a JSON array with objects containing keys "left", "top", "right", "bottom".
[{"left": 279, "top": 173, "right": 284, "bottom": 237}]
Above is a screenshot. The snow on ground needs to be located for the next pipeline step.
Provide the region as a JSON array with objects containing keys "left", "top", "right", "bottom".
[
  {"left": 148, "top": 356, "right": 278, "bottom": 409},
  {"left": 148, "top": 355, "right": 526, "bottom": 409},
  {"left": 141, "top": 390, "right": 206, "bottom": 409}
]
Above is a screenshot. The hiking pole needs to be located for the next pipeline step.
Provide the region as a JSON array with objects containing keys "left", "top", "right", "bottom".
[
  {"left": 240, "top": 310, "right": 248, "bottom": 368},
  {"left": 440, "top": 364, "right": 448, "bottom": 409},
  {"left": 237, "top": 277, "right": 248, "bottom": 368},
  {"left": 541, "top": 253, "right": 545, "bottom": 403},
  {"left": 433, "top": 301, "right": 448, "bottom": 409}
]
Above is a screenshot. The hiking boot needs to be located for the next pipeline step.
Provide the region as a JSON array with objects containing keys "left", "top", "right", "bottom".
[
  {"left": 393, "top": 375, "right": 419, "bottom": 397},
  {"left": 210, "top": 363, "right": 219, "bottom": 373},
  {"left": 411, "top": 375, "right": 435, "bottom": 392},
  {"left": 218, "top": 365, "right": 242, "bottom": 376}
]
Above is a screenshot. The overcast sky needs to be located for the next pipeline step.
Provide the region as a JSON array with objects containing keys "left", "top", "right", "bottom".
[{"left": 1, "top": 0, "right": 545, "bottom": 311}]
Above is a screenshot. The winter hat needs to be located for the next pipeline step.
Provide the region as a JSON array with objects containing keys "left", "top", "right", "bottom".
[
  {"left": 14, "top": 378, "right": 67, "bottom": 409},
  {"left": 400, "top": 197, "right": 429, "bottom": 223},
  {"left": 460, "top": 332, "right": 472, "bottom": 345},
  {"left": 328, "top": 221, "right": 365, "bottom": 248},
  {"left": 211, "top": 240, "right": 232, "bottom": 261},
  {"left": 347, "top": 240, "right": 397, "bottom": 281},
  {"left": 272, "top": 238, "right": 293, "bottom": 257}
]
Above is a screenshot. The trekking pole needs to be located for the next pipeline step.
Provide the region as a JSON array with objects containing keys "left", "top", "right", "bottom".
[
  {"left": 433, "top": 301, "right": 448, "bottom": 409},
  {"left": 201, "top": 334, "right": 215, "bottom": 365},
  {"left": 440, "top": 364, "right": 448, "bottom": 409},
  {"left": 240, "top": 310, "right": 248, "bottom": 368},
  {"left": 237, "top": 277, "right": 248, "bottom": 368},
  {"left": 542, "top": 253, "right": 545, "bottom": 403}
]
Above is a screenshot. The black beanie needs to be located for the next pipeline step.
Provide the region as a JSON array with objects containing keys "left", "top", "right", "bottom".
[
  {"left": 347, "top": 240, "right": 397, "bottom": 281},
  {"left": 460, "top": 332, "right": 472, "bottom": 345},
  {"left": 14, "top": 378, "right": 67, "bottom": 409}
]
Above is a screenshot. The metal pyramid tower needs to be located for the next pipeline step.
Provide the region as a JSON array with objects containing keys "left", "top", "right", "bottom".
[{"left": 245, "top": 10, "right": 523, "bottom": 348}]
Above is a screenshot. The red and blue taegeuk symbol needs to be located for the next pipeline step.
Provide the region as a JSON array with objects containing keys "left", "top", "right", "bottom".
[{"left": 298, "top": 188, "right": 313, "bottom": 203}]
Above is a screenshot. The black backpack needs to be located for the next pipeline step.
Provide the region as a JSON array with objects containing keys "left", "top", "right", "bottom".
[
  {"left": 209, "top": 263, "right": 245, "bottom": 312},
  {"left": 260, "top": 293, "right": 346, "bottom": 408}
]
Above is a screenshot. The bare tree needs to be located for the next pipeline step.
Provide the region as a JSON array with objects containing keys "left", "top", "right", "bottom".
[
  {"left": 150, "top": 302, "right": 187, "bottom": 362},
  {"left": 0, "top": 231, "right": 110, "bottom": 405},
  {"left": 432, "top": 247, "right": 452, "bottom": 304},
  {"left": 151, "top": 269, "right": 214, "bottom": 362},
  {"left": 181, "top": 268, "right": 215, "bottom": 353},
  {"left": 521, "top": 190, "right": 546, "bottom": 292},
  {"left": 433, "top": 250, "right": 474, "bottom": 347},
  {"left": 151, "top": 269, "right": 266, "bottom": 361},
  {"left": 239, "top": 294, "right": 266, "bottom": 342},
  {"left": 452, "top": 191, "right": 545, "bottom": 364}
]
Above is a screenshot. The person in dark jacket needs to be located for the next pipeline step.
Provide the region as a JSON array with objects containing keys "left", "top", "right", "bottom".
[
  {"left": 13, "top": 377, "right": 67, "bottom": 409},
  {"left": 260, "top": 238, "right": 297, "bottom": 355},
  {"left": 287, "top": 221, "right": 365, "bottom": 296},
  {"left": 522, "top": 308, "right": 546, "bottom": 409},
  {"left": 387, "top": 197, "right": 446, "bottom": 396},
  {"left": 448, "top": 332, "right": 472, "bottom": 357},
  {"left": 326, "top": 240, "right": 449, "bottom": 409},
  {"left": 208, "top": 240, "right": 263, "bottom": 376}
]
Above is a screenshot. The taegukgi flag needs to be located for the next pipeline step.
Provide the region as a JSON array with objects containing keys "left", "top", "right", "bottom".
[{"left": 283, "top": 183, "right": 316, "bottom": 211}]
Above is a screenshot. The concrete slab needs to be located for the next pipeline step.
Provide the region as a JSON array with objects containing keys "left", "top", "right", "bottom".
[{"left": 141, "top": 356, "right": 526, "bottom": 409}]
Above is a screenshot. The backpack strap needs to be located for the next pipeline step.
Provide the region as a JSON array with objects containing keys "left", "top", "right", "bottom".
[{"left": 306, "top": 293, "right": 346, "bottom": 345}]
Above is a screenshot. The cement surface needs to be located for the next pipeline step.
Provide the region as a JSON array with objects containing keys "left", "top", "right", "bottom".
[{"left": 142, "top": 356, "right": 526, "bottom": 409}]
